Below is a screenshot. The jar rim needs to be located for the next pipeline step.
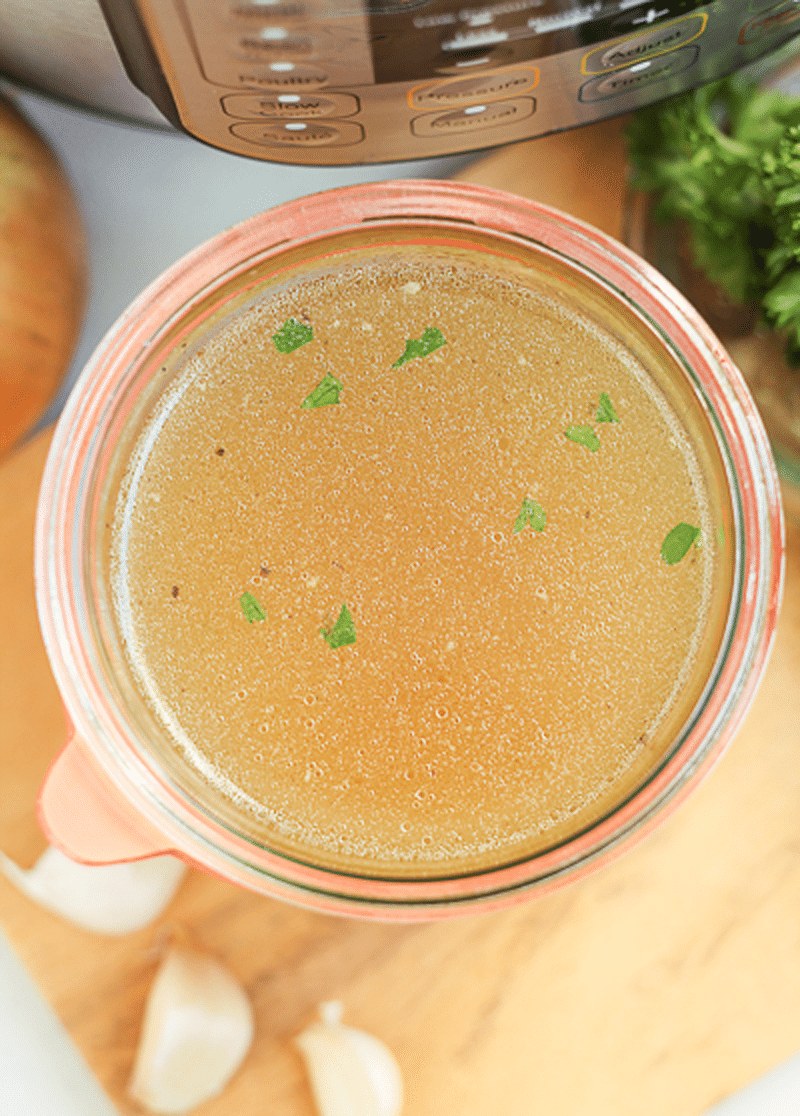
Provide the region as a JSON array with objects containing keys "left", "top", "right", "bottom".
[{"left": 34, "top": 180, "right": 784, "bottom": 919}]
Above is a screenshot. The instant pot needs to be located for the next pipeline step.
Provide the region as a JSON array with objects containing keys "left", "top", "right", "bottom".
[{"left": 0, "top": 0, "right": 798, "bottom": 165}]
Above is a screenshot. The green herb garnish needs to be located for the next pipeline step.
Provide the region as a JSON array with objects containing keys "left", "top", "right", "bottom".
[
  {"left": 513, "top": 496, "right": 547, "bottom": 534},
  {"left": 564, "top": 424, "right": 600, "bottom": 452},
  {"left": 661, "top": 522, "right": 701, "bottom": 565},
  {"left": 626, "top": 77, "right": 800, "bottom": 364},
  {"left": 391, "top": 326, "right": 447, "bottom": 367},
  {"left": 596, "top": 392, "right": 620, "bottom": 423},
  {"left": 240, "top": 591, "right": 267, "bottom": 623},
  {"left": 301, "top": 373, "right": 342, "bottom": 409},
  {"left": 273, "top": 318, "right": 313, "bottom": 353},
  {"left": 320, "top": 603, "right": 356, "bottom": 649}
]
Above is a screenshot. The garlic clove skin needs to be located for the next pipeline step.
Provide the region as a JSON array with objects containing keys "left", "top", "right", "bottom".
[
  {"left": 129, "top": 945, "right": 254, "bottom": 1115},
  {"left": 296, "top": 1001, "right": 403, "bottom": 1116},
  {"left": 0, "top": 846, "right": 186, "bottom": 935}
]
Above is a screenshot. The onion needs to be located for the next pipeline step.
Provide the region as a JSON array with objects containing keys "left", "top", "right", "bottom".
[
  {"left": 0, "top": 93, "right": 85, "bottom": 456},
  {"left": 0, "top": 845, "right": 186, "bottom": 934},
  {"left": 129, "top": 945, "right": 254, "bottom": 1114}
]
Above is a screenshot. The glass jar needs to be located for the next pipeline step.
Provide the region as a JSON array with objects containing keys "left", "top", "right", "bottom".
[{"left": 35, "top": 181, "right": 782, "bottom": 920}]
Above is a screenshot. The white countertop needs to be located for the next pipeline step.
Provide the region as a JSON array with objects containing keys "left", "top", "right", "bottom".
[{"left": 1, "top": 82, "right": 800, "bottom": 1116}]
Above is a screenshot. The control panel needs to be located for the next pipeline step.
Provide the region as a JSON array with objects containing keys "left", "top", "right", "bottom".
[{"left": 107, "top": 0, "right": 800, "bottom": 163}]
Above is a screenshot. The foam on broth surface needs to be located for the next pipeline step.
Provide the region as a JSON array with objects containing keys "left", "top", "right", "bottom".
[{"left": 111, "top": 241, "right": 721, "bottom": 874}]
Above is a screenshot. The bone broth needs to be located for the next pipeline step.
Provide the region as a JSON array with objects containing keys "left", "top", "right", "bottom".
[{"left": 108, "top": 233, "right": 732, "bottom": 877}]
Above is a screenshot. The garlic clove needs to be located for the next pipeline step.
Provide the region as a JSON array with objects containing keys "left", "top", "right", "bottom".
[
  {"left": 295, "top": 1001, "right": 403, "bottom": 1116},
  {"left": 0, "top": 846, "right": 186, "bottom": 935},
  {"left": 129, "top": 945, "right": 254, "bottom": 1115}
]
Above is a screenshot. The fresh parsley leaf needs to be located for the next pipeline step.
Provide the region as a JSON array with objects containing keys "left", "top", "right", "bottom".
[
  {"left": 596, "top": 392, "right": 620, "bottom": 423},
  {"left": 626, "top": 78, "right": 800, "bottom": 365},
  {"left": 320, "top": 603, "right": 356, "bottom": 649},
  {"left": 661, "top": 522, "right": 701, "bottom": 565},
  {"left": 513, "top": 496, "right": 547, "bottom": 534},
  {"left": 240, "top": 591, "right": 267, "bottom": 623},
  {"left": 391, "top": 326, "right": 446, "bottom": 368},
  {"left": 564, "top": 424, "right": 600, "bottom": 452},
  {"left": 273, "top": 318, "right": 313, "bottom": 353},
  {"left": 301, "top": 373, "right": 342, "bottom": 409},
  {"left": 762, "top": 124, "right": 800, "bottom": 288},
  {"left": 763, "top": 270, "right": 800, "bottom": 357}
]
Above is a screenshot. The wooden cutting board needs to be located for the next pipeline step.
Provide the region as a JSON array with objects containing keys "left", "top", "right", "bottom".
[{"left": 3, "top": 119, "right": 800, "bottom": 1116}]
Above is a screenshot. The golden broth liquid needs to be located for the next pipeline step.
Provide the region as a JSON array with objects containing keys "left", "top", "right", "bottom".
[{"left": 110, "top": 236, "right": 730, "bottom": 877}]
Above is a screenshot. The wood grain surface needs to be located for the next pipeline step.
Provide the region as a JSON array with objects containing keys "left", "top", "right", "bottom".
[{"left": 2, "top": 120, "right": 800, "bottom": 1116}]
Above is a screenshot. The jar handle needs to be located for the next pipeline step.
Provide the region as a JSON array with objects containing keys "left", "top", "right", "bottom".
[{"left": 37, "top": 726, "right": 174, "bottom": 863}]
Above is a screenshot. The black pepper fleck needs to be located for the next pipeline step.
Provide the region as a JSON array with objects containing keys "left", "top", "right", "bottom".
[{"left": 172, "top": 586, "right": 179, "bottom": 598}]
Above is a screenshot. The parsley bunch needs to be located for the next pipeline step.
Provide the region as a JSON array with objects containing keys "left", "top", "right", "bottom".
[{"left": 626, "top": 77, "right": 800, "bottom": 365}]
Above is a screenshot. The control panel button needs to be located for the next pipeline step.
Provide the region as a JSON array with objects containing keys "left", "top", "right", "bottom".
[
  {"left": 739, "top": 0, "right": 800, "bottom": 43},
  {"left": 579, "top": 46, "right": 698, "bottom": 101},
  {"left": 233, "top": 28, "right": 317, "bottom": 60},
  {"left": 234, "top": 63, "right": 330, "bottom": 89},
  {"left": 409, "top": 68, "right": 538, "bottom": 110},
  {"left": 230, "top": 119, "right": 365, "bottom": 146},
  {"left": 182, "top": 0, "right": 374, "bottom": 88},
  {"left": 411, "top": 97, "right": 535, "bottom": 136},
  {"left": 582, "top": 13, "right": 706, "bottom": 73},
  {"left": 221, "top": 91, "right": 359, "bottom": 118}
]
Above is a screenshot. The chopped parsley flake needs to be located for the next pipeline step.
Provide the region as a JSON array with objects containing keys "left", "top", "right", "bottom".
[
  {"left": 320, "top": 603, "right": 356, "bottom": 649},
  {"left": 391, "top": 326, "right": 447, "bottom": 368},
  {"left": 596, "top": 392, "right": 620, "bottom": 423},
  {"left": 301, "top": 373, "right": 342, "bottom": 409},
  {"left": 240, "top": 591, "right": 267, "bottom": 623},
  {"left": 513, "top": 496, "right": 547, "bottom": 534},
  {"left": 273, "top": 318, "right": 313, "bottom": 353},
  {"left": 565, "top": 424, "right": 600, "bottom": 452},
  {"left": 661, "top": 523, "right": 701, "bottom": 565}
]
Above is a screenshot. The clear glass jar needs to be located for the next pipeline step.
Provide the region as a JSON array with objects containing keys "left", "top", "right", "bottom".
[{"left": 35, "top": 181, "right": 783, "bottom": 921}]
